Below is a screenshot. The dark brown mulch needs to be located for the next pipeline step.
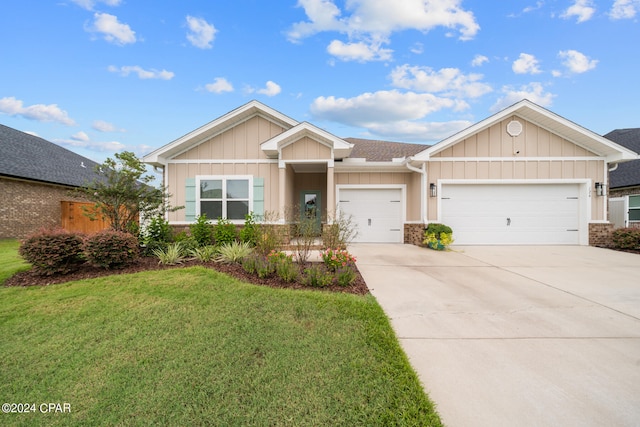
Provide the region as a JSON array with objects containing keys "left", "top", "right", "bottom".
[{"left": 4, "top": 257, "right": 370, "bottom": 296}]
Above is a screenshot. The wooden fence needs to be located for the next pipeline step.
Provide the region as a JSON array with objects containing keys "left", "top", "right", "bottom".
[{"left": 60, "top": 201, "right": 110, "bottom": 234}]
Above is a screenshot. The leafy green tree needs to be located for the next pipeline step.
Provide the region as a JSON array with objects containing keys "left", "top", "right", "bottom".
[{"left": 75, "top": 151, "right": 174, "bottom": 234}]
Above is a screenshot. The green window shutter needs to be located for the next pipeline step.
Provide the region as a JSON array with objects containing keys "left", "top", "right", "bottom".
[
  {"left": 253, "top": 177, "right": 264, "bottom": 219},
  {"left": 185, "top": 178, "right": 196, "bottom": 221}
]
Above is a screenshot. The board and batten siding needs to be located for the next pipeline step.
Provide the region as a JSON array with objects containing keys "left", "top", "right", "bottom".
[
  {"left": 334, "top": 172, "right": 422, "bottom": 222},
  {"left": 281, "top": 137, "right": 332, "bottom": 160},
  {"left": 426, "top": 117, "right": 606, "bottom": 222}
]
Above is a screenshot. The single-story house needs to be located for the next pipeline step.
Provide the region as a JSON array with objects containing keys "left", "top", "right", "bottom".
[
  {"left": 604, "top": 128, "right": 640, "bottom": 228},
  {"left": 143, "top": 99, "right": 638, "bottom": 246},
  {"left": 0, "top": 124, "right": 103, "bottom": 239}
]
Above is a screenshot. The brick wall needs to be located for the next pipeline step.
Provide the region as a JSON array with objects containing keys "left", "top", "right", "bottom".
[
  {"left": 404, "top": 223, "right": 425, "bottom": 246},
  {"left": 609, "top": 187, "right": 640, "bottom": 198},
  {"left": 589, "top": 223, "right": 615, "bottom": 247},
  {"left": 0, "top": 178, "right": 85, "bottom": 239}
]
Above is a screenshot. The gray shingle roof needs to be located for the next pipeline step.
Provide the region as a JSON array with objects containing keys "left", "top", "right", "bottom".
[
  {"left": 0, "top": 123, "right": 102, "bottom": 188},
  {"left": 343, "top": 138, "right": 430, "bottom": 162},
  {"left": 604, "top": 129, "right": 640, "bottom": 189}
]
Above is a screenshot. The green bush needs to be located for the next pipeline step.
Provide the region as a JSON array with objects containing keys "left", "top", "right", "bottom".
[
  {"left": 611, "top": 227, "right": 640, "bottom": 250},
  {"left": 424, "top": 223, "right": 453, "bottom": 239},
  {"left": 19, "top": 228, "right": 85, "bottom": 276},
  {"left": 214, "top": 217, "right": 237, "bottom": 246},
  {"left": 190, "top": 214, "right": 213, "bottom": 247},
  {"left": 142, "top": 215, "right": 173, "bottom": 254},
  {"left": 215, "top": 241, "right": 253, "bottom": 264},
  {"left": 239, "top": 212, "right": 259, "bottom": 246},
  {"left": 336, "top": 266, "right": 357, "bottom": 287},
  {"left": 302, "top": 264, "right": 334, "bottom": 288},
  {"left": 190, "top": 245, "right": 218, "bottom": 262},
  {"left": 83, "top": 230, "right": 139, "bottom": 269},
  {"left": 321, "top": 248, "right": 357, "bottom": 272},
  {"left": 174, "top": 232, "right": 199, "bottom": 255},
  {"left": 423, "top": 223, "right": 454, "bottom": 251},
  {"left": 153, "top": 243, "right": 185, "bottom": 265},
  {"left": 268, "top": 250, "right": 299, "bottom": 283}
]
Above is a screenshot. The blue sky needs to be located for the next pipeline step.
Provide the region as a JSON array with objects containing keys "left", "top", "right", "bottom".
[{"left": 1, "top": 0, "right": 639, "bottom": 164}]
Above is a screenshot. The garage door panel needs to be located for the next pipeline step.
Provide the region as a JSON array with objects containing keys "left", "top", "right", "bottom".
[
  {"left": 442, "top": 184, "right": 581, "bottom": 245},
  {"left": 338, "top": 189, "right": 403, "bottom": 243}
]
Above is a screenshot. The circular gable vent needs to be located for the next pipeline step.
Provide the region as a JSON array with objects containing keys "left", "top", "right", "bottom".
[{"left": 507, "top": 120, "right": 523, "bottom": 137}]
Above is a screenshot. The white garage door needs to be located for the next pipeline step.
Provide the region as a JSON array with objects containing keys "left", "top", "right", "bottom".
[
  {"left": 441, "top": 184, "right": 581, "bottom": 245},
  {"left": 338, "top": 188, "right": 403, "bottom": 243}
]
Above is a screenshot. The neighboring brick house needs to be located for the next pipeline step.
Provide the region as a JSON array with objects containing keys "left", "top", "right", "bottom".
[
  {"left": 0, "top": 124, "right": 102, "bottom": 239},
  {"left": 604, "top": 129, "right": 640, "bottom": 228}
]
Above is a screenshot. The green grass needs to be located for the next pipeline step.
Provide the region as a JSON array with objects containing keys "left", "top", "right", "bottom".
[
  {"left": 0, "top": 240, "right": 30, "bottom": 284},
  {"left": 0, "top": 248, "right": 442, "bottom": 426}
]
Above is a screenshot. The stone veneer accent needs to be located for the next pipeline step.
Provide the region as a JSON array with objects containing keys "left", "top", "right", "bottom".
[
  {"left": 404, "top": 223, "right": 425, "bottom": 246},
  {"left": 0, "top": 177, "right": 85, "bottom": 239},
  {"left": 589, "top": 223, "right": 615, "bottom": 247}
]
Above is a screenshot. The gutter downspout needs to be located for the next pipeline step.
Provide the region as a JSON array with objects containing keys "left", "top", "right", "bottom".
[{"left": 405, "top": 157, "right": 427, "bottom": 224}]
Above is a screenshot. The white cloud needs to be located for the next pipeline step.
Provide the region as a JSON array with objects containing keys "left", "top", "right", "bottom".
[
  {"left": 365, "top": 120, "right": 472, "bottom": 142},
  {"left": 108, "top": 65, "right": 174, "bottom": 80},
  {"left": 523, "top": 1, "right": 545, "bottom": 13},
  {"left": 390, "top": 64, "right": 492, "bottom": 98},
  {"left": 0, "top": 96, "right": 76, "bottom": 126},
  {"left": 71, "top": 131, "right": 90, "bottom": 142},
  {"left": 558, "top": 49, "right": 598, "bottom": 74},
  {"left": 610, "top": 0, "right": 640, "bottom": 19},
  {"left": 512, "top": 53, "right": 542, "bottom": 74},
  {"left": 205, "top": 77, "right": 234, "bottom": 94},
  {"left": 92, "top": 120, "right": 123, "bottom": 132},
  {"left": 491, "top": 82, "right": 555, "bottom": 112},
  {"left": 410, "top": 43, "right": 424, "bottom": 54},
  {"left": 288, "top": 0, "right": 479, "bottom": 61},
  {"left": 55, "top": 137, "right": 126, "bottom": 152},
  {"left": 71, "top": 0, "right": 121, "bottom": 10},
  {"left": 257, "top": 81, "right": 282, "bottom": 97},
  {"left": 186, "top": 16, "right": 217, "bottom": 49},
  {"left": 327, "top": 39, "right": 392, "bottom": 62},
  {"left": 471, "top": 54, "right": 489, "bottom": 67},
  {"left": 311, "top": 90, "right": 467, "bottom": 125},
  {"left": 561, "top": 0, "right": 596, "bottom": 23},
  {"left": 86, "top": 12, "right": 136, "bottom": 45}
]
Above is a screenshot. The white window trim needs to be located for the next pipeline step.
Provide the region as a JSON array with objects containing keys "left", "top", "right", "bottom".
[
  {"left": 629, "top": 194, "right": 640, "bottom": 223},
  {"left": 196, "top": 175, "right": 253, "bottom": 223}
]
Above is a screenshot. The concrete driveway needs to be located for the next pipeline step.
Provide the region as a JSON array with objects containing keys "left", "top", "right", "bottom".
[{"left": 350, "top": 244, "right": 640, "bottom": 427}]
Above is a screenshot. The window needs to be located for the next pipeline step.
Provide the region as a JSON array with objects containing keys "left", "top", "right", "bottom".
[
  {"left": 630, "top": 195, "right": 640, "bottom": 222},
  {"left": 197, "top": 176, "right": 252, "bottom": 221}
]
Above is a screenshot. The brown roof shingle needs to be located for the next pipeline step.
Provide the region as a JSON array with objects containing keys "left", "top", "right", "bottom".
[{"left": 343, "top": 138, "right": 430, "bottom": 162}]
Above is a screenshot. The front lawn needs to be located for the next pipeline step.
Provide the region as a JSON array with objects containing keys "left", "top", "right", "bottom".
[
  {"left": 0, "top": 262, "right": 441, "bottom": 425},
  {"left": 0, "top": 240, "right": 30, "bottom": 284}
]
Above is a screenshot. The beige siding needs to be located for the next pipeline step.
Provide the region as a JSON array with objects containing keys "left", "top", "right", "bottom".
[
  {"left": 334, "top": 172, "right": 421, "bottom": 221},
  {"left": 166, "top": 162, "right": 279, "bottom": 222},
  {"left": 281, "top": 137, "right": 332, "bottom": 160},
  {"left": 431, "top": 117, "right": 598, "bottom": 158},
  {"left": 173, "top": 116, "right": 285, "bottom": 161}
]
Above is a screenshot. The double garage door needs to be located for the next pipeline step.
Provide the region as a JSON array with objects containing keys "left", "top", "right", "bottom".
[
  {"left": 441, "top": 184, "right": 582, "bottom": 245},
  {"left": 338, "top": 188, "right": 403, "bottom": 243}
]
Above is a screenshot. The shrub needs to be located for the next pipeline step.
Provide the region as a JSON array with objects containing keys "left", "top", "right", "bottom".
[
  {"left": 611, "top": 228, "right": 640, "bottom": 250},
  {"left": 84, "top": 230, "right": 139, "bottom": 269},
  {"left": 190, "top": 214, "right": 213, "bottom": 247},
  {"left": 216, "top": 241, "right": 253, "bottom": 264},
  {"left": 19, "top": 228, "right": 84, "bottom": 276},
  {"left": 142, "top": 215, "right": 173, "bottom": 254},
  {"left": 153, "top": 243, "right": 185, "bottom": 265},
  {"left": 302, "top": 264, "right": 334, "bottom": 288},
  {"left": 321, "top": 248, "right": 357, "bottom": 272},
  {"left": 268, "top": 250, "right": 299, "bottom": 283},
  {"left": 322, "top": 212, "right": 358, "bottom": 250},
  {"left": 242, "top": 253, "right": 273, "bottom": 278},
  {"left": 255, "top": 211, "right": 280, "bottom": 255},
  {"left": 174, "top": 232, "right": 199, "bottom": 255},
  {"left": 214, "top": 217, "right": 237, "bottom": 246},
  {"left": 336, "top": 266, "right": 357, "bottom": 287},
  {"left": 241, "top": 253, "right": 259, "bottom": 275},
  {"left": 190, "top": 245, "right": 218, "bottom": 262},
  {"left": 239, "top": 212, "right": 259, "bottom": 246},
  {"left": 423, "top": 223, "right": 454, "bottom": 251}
]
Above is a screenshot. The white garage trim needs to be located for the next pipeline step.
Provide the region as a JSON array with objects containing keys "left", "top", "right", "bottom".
[
  {"left": 336, "top": 185, "right": 406, "bottom": 243},
  {"left": 436, "top": 179, "right": 591, "bottom": 245}
]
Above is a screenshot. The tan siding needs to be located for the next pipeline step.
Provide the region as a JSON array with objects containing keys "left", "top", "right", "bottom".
[{"left": 281, "top": 137, "right": 332, "bottom": 160}]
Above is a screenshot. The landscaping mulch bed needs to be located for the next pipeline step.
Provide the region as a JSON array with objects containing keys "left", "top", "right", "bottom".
[{"left": 4, "top": 257, "right": 370, "bottom": 296}]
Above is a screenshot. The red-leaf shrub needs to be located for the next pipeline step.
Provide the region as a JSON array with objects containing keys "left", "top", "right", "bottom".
[
  {"left": 611, "top": 228, "right": 640, "bottom": 250},
  {"left": 19, "top": 228, "right": 85, "bottom": 276},
  {"left": 83, "top": 230, "right": 139, "bottom": 269}
]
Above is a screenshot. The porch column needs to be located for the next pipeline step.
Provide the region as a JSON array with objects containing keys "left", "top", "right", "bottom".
[
  {"left": 326, "top": 161, "right": 335, "bottom": 222},
  {"left": 278, "top": 162, "right": 286, "bottom": 223}
]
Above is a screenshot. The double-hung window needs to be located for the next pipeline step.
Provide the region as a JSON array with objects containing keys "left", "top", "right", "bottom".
[
  {"left": 197, "top": 176, "right": 252, "bottom": 221},
  {"left": 629, "top": 195, "right": 640, "bottom": 223}
]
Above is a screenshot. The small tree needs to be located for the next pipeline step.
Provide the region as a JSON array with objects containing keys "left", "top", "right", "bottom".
[{"left": 75, "top": 151, "right": 174, "bottom": 234}]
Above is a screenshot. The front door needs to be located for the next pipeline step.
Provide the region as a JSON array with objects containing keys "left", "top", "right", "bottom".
[{"left": 300, "top": 191, "right": 322, "bottom": 234}]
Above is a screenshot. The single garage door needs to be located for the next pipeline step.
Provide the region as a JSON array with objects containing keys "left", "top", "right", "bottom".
[
  {"left": 441, "top": 184, "right": 581, "bottom": 245},
  {"left": 338, "top": 188, "right": 403, "bottom": 243}
]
